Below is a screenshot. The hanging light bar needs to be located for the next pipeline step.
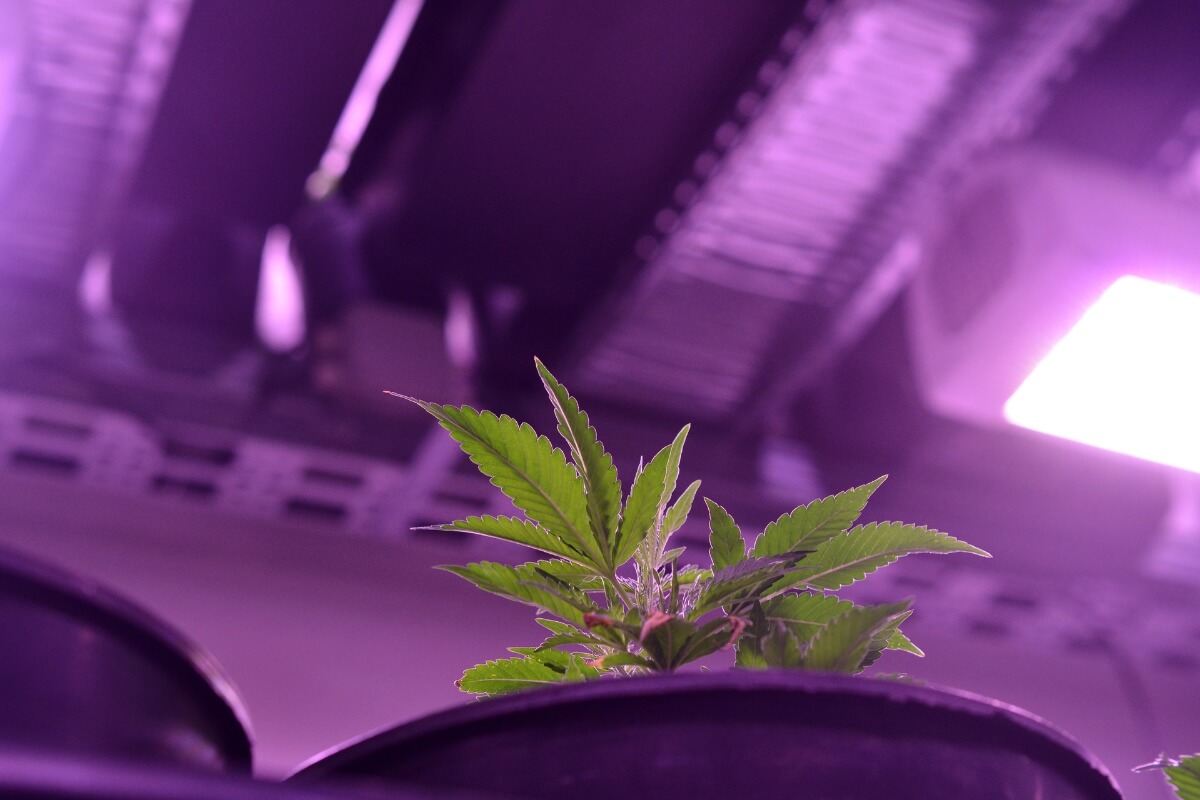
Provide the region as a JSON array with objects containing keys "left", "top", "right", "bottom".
[{"left": 306, "top": 0, "right": 425, "bottom": 200}]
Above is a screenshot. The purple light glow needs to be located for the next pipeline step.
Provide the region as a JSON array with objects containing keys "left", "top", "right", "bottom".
[
  {"left": 1004, "top": 276, "right": 1200, "bottom": 474},
  {"left": 256, "top": 225, "right": 306, "bottom": 352},
  {"left": 0, "top": 0, "right": 28, "bottom": 147},
  {"left": 78, "top": 249, "right": 113, "bottom": 315}
]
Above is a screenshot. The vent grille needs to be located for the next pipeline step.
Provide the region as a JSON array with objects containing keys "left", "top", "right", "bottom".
[
  {"left": 570, "top": 0, "right": 1129, "bottom": 419},
  {"left": 0, "top": 0, "right": 189, "bottom": 285},
  {"left": 0, "top": 389, "right": 507, "bottom": 541}
]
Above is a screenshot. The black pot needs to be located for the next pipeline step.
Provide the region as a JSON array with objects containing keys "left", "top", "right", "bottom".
[
  {"left": 291, "top": 671, "right": 1122, "bottom": 800},
  {"left": 0, "top": 545, "right": 252, "bottom": 773},
  {"left": 0, "top": 748, "right": 507, "bottom": 800}
]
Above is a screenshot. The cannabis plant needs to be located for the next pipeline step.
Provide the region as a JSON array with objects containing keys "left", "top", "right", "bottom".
[
  {"left": 397, "top": 359, "right": 990, "bottom": 696},
  {"left": 1136, "top": 754, "right": 1200, "bottom": 800}
]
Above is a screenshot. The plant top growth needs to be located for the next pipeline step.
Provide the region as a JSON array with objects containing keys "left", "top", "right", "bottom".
[{"left": 395, "top": 359, "right": 990, "bottom": 696}]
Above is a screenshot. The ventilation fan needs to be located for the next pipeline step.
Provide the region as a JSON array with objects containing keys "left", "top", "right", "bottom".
[{"left": 908, "top": 145, "right": 1200, "bottom": 472}]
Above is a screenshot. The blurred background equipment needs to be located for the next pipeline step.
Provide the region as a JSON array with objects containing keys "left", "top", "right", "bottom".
[{"left": 909, "top": 144, "right": 1200, "bottom": 476}]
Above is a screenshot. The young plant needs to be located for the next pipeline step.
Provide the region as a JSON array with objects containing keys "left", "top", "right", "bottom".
[
  {"left": 1136, "top": 754, "right": 1200, "bottom": 800},
  {"left": 396, "top": 359, "right": 990, "bottom": 696}
]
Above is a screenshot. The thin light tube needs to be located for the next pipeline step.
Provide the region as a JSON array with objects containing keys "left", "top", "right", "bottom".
[{"left": 306, "top": 0, "right": 425, "bottom": 199}]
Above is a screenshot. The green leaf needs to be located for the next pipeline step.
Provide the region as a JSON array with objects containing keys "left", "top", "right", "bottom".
[
  {"left": 457, "top": 657, "right": 565, "bottom": 696},
  {"left": 400, "top": 399, "right": 603, "bottom": 565},
  {"left": 439, "top": 561, "right": 593, "bottom": 625},
  {"left": 761, "top": 593, "right": 855, "bottom": 640},
  {"left": 658, "top": 546, "right": 687, "bottom": 567},
  {"left": 509, "top": 646, "right": 572, "bottom": 670},
  {"left": 615, "top": 458, "right": 663, "bottom": 566},
  {"left": 639, "top": 615, "right": 697, "bottom": 670},
  {"left": 695, "top": 556, "right": 800, "bottom": 614},
  {"left": 676, "top": 566, "right": 712, "bottom": 585},
  {"left": 886, "top": 628, "right": 924, "bottom": 657},
  {"left": 509, "top": 647, "right": 604, "bottom": 684},
  {"left": 535, "top": 631, "right": 606, "bottom": 650},
  {"left": 762, "top": 623, "right": 803, "bottom": 668},
  {"left": 1165, "top": 755, "right": 1200, "bottom": 800},
  {"left": 759, "top": 595, "right": 923, "bottom": 664},
  {"left": 532, "top": 560, "right": 606, "bottom": 590},
  {"left": 798, "top": 522, "right": 991, "bottom": 591},
  {"left": 663, "top": 479, "right": 702, "bottom": 535},
  {"left": 563, "top": 653, "right": 597, "bottom": 682},
  {"left": 674, "top": 617, "right": 741, "bottom": 666},
  {"left": 735, "top": 648, "right": 768, "bottom": 668},
  {"left": 801, "top": 601, "right": 913, "bottom": 674},
  {"left": 752, "top": 476, "right": 887, "bottom": 558},
  {"left": 706, "top": 498, "right": 745, "bottom": 571},
  {"left": 734, "top": 601, "right": 770, "bottom": 668},
  {"left": 535, "top": 358, "right": 623, "bottom": 563},
  {"left": 658, "top": 424, "right": 690, "bottom": 510},
  {"left": 860, "top": 609, "right": 917, "bottom": 669},
  {"left": 614, "top": 438, "right": 673, "bottom": 565},
  {"left": 535, "top": 618, "right": 579, "bottom": 635},
  {"left": 429, "top": 515, "right": 591, "bottom": 566}
]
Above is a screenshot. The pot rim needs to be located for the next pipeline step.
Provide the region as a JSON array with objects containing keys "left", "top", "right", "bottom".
[
  {"left": 290, "top": 669, "right": 1120, "bottom": 797},
  {"left": 0, "top": 544, "right": 254, "bottom": 770}
]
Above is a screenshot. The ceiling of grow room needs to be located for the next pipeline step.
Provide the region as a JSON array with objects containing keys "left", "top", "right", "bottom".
[
  {"left": 1, "top": 0, "right": 1200, "bottom": 791},
  {"left": 2, "top": 0, "right": 1198, "bottom": 574}
]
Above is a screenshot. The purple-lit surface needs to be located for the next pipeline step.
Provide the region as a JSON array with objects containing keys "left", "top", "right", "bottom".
[
  {"left": 0, "top": 0, "right": 25, "bottom": 148},
  {"left": 256, "top": 225, "right": 306, "bottom": 352},
  {"left": 1005, "top": 276, "right": 1200, "bottom": 474}
]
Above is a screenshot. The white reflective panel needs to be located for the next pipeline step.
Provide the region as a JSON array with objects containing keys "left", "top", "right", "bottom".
[{"left": 1005, "top": 276, "right": 1200, "bottom": 473}]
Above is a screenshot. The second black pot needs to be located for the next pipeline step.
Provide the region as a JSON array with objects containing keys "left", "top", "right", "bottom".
[{"left": 0, "top": 545, "right": 253, "bottom": 773}]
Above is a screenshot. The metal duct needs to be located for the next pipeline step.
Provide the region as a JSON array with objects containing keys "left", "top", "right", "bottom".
[
  {"left": 0, "top": 0, "right": 190, "bottom": 288},
  {"left": 566, "top": 0, "right": 1129, "bottom": 422}
]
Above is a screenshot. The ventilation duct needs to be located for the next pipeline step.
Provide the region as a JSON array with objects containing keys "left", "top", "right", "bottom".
[
  {"left": 567, "top": 0, "right": 1129, "bottom": 421},
  {"left": 0, "top": 0, "right": 190, "bottom": 288}
]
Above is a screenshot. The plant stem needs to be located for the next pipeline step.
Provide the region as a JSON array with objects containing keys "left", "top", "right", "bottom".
[{"left": 605, "top": 569, "right": 634, "bottom": 610}]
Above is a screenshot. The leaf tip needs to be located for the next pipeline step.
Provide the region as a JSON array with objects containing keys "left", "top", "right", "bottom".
[
  {"left": 533, "top": 356, "right": 558, "bottom": 385},
  {"left": 959, "top": 541, "right": 993, "bottom": 558},
  {"left": 862, "top": 474, "right": 888, "bottom": 493}
]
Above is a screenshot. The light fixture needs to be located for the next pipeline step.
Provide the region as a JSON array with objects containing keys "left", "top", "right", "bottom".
[
  {"left": 909, "top": 145, "right": 1200, "bottom": 473},
  {"left": 256, "top": 225, "right": 306, "bottom": 352},
  {"left": 306, "top": 0, "right": 425, "bottom": 199},
  {"left": 1004, "top": 276, "right": 1200, "bottom": 474},
  {"left": 0, "top": 0, "right": 27, "bottom": 150}
]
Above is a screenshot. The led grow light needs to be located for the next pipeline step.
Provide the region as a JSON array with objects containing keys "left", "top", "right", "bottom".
[
  {"left": 1004, "top": 276, "right": 1200, "bottom": 474},
  {"left": 909, "top": 146, "right": 1200, "bottom": 446}
]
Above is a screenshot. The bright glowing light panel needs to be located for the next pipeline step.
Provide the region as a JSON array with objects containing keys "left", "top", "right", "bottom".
[{"left": 1004, "top": 276, "right": 1200, "bottom": 473}]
